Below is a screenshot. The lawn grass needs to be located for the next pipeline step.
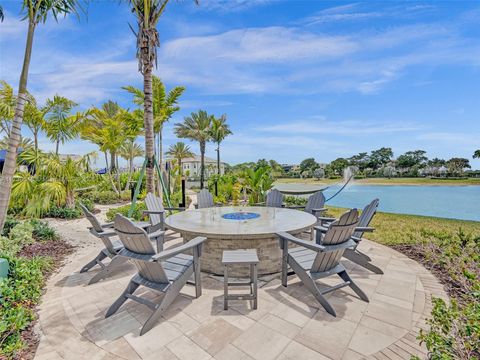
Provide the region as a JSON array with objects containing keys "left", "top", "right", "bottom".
[
  {"left": 276, "top": 177, "right": 480, "bottom": 186},
  {"left": 324, "top": 206, "right": 480, "bottom": 246}
]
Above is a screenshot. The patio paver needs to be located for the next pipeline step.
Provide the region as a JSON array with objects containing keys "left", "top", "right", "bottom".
[{"left": 34, "top": 215, "right": 447, "bottom": 360}]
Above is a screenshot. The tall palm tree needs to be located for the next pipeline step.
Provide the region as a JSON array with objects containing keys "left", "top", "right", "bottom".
[
  {"left": 0, "top": 0, "right": 81, "bottom": 230},
  {"left": 119, "top": 139, "right": 144, "bottom": 191},
  {"left": 123, "top": 76, "right": 184, "bottom": 171},
  {"left": 174, "top": 110, "right": 212, "bottom": 189},
  {"left": 210, "top": 114, "right": 232, "bottom": 175},
  {"left": 166, "top": 141, "right": 193, "bottom": 176},
  {"left": 127, "top": 0, "right": 196, "bottom": 194},
  {"left": 474, "top": 150, "right": 480, "bottom": 159},
  {"left": 44, "top": 95, "right": 80, "bottom": 154}
]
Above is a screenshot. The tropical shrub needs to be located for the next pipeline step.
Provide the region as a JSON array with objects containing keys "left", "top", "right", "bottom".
[
  {"left": 0, "top": 253, "right": 53, "bottom": 358},
  {"left": 30, "top": 219, "right": 59, "bottom": 241},
  {"left": 413, "top": 230, "right": 479, "bottom": 360},
  {"left": 284, "top": 195, "right": 307, "bottom": 206},
  {"left": 1, "top": 217, "right": 20, "bottom": 237},
  {"left": 106, "top": 202, "right": 146, "bottom": 222},
  {"left": 82, "top": 190, "right": 120, "bottom": 204},
  {"left": 0, "top": 220, "right": 62, "bottom": 358},
  {"left": 44, "top": 206, "right": 82, "bottom": 219}
]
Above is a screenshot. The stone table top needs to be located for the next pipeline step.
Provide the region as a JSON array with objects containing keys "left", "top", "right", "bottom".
[{"left": 165, "top": 206, "right": 317, "bottom": 238}]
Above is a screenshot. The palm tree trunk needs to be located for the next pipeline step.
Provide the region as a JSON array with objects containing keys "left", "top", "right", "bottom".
[
  {"left": 143, "top": 67, "right": 155, "bottom": 194},
  {"left": 124, "top": 158, "right": 134, "bottom": 191},
  {"left": 55, "top": 140, "right": 60, "bottom": 155},
  {"left": 110, "top": 151, "right": 116, "bottom": 173},
  {"left": 104, "top": 151, "right": 109, "bottom": 170},
  {"left": 200, "top": 140, "right": 206, "bottom": 189},
  {"left": 0, "top": 22, "right": 36, "bottom": 230},
  {"left": 34, "top": 128, "right": 38, "bottom": 150},
  {"left": 217, "top": 143, "right": 221, "bottom": 175}
]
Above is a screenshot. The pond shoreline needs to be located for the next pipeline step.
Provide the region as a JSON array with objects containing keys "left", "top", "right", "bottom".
[{"left": 275, "top": 177, "right": 480, "bottom": 186}]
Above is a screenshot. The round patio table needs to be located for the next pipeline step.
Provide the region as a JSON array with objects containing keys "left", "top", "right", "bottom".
[{"left": 165, "top": 206, "right": 317, "bottom": 276}]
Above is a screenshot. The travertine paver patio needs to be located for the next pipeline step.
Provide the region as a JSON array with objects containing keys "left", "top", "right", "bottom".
[{"left": 34, "top": 215, "right": 448, "bottom": 360}]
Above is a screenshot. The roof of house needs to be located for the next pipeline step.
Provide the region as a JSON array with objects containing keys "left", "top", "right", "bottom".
[{"left": 165, "top": 154, "right": 224, "bottom": 164}]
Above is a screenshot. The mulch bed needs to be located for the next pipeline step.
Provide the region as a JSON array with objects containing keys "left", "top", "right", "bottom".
[
  {"left": 391, "top": 244, "right": 464, "bottom": 301},
  {"left": 13, "top": 240, "right": 75, "bottom": 360}
]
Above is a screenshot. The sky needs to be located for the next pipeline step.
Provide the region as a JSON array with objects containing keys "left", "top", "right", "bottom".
[{"left": 1, "top": 0, "right": 480, "bottom": 169}]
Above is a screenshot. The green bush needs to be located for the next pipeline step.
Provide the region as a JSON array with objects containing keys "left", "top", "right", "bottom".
[
  {"left": 0, "top": 255, "right": 52, "bottom": 358},
  {"left": 29, "top": 220, "right": 59, "bottom": 242},
  {"left": 44, "top": 206, "right": 82, "bottom": 219},
  {"left": 77, "top": 197, "right": 94, "bottom": 212},
  {"left": 412, "top": 230, "right": 480, "bottom": 359},
  {"left": 106, "top": 202, "right": 146, "bottom": 222},
  {"left": 1, "top": 217, "right": 20, "bottom": 237},
  {"left": 284, "top": 195, "right": 307, "bottom": 206},
  {"left": 1, "top": 223, "right": 35, "bottom": 256},
  {"left": 82, "top": 190, "right": 120, "bottom": 205}
]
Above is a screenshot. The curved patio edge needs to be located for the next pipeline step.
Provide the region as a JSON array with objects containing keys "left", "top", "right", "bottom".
[{"left": 34, "top": 224, "right": 448, "bottom": 360}]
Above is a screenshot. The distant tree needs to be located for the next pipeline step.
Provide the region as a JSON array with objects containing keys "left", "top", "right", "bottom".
[
  {"left": 268, "top": 159, "right": 285, "bottom": 177},
  {"left": 313, "top": 168, "right": 325, "bottom": 179},
  {"left": 348, "top": 152, "right": 369, "bottom": 171},
  {"left": 165, "top": 141, "right": 194, "bottom": 176},
  {"left": 396, "top": 150, "right": 428, "bottom": 169},
  {"left": 255, "top": 159, "right": 269, "bottom": 170},
  {"left": 209, "top": 114, "right": 232, "bottom": 175},
  {"left": 428, "top": 158, "right": 446, "bottom": 167},
  {"left": 299, "top": 158, "right": 319, "bottom": 174},
  {"left": 175, "top": 110, "right": 212, "bottom": 189},
  {"left": 119, "top": 140, "right": 144, "bottom": 191},
  {"left": 369, "top": 147, "right": 393, "bottom": 169},
  {"left": 329, "top": 157, "right": 349, "bottom": 176},
  {"left": 473, "top": 150, "right": 480, "bottom": 159},
  {"left": 447, "top": 157, "right": 471, "bottom": 176}
]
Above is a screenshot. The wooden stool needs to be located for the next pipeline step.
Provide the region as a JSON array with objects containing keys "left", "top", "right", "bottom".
[{"left": 222, "top": 249, "right": 259, "bottom": 310}]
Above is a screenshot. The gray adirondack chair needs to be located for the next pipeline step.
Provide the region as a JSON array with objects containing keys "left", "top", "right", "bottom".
[
  {"left": 266, "top": 189, "right": 283, "bottom": 208},
  {"left": 315, "top": 199, "right": 382, "bottom": 274},
  {"left": 197, "top": 189, "right": 214, "bottom": 209},
  {"left": 79, "top": 204, "right": 165, "bottom": 285},
  {"left": 143, "top": 192, "right": 185, "bottom": 232},
  {"left": 287, "top": 191, "right": 327, "bottom": 240},
  {"left": 277, "top": 209, "right": 369, "bottom": 316},
  {"left": 105, "top": 214, "right": 207, "bottom": 335}
]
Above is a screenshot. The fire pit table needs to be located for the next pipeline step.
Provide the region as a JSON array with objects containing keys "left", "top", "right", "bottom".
[{"left": 164, "top": 206, "right": 317, "bottom": 276}]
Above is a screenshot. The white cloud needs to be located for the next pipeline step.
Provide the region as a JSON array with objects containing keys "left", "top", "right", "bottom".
[{"left": 254, "top": 119, "right": 420, "bottom": 136}]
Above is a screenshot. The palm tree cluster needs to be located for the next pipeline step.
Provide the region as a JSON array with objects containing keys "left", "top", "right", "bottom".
[{"left": 174, "top": 110, "right": 232, "bottom": 189}]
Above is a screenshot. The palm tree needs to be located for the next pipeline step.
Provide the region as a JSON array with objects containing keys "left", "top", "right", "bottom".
[
  {"left": 174, "top": 110, "right": 212, "bottom": 189},
  {"left": 123, "top": 76, "right": 185, "bottom": 171},
  {"left": 23, "top": 93, "right": 47, "bottom": 150},
  {"left": 165, "top": 142, "right": 193, "bottom": 176},
  {"left": 210, "top": 114, "right": 232, "bottom": 175},
  {"left": 81, "top": 101, "right": 141, "bottom": 193},
  {"left": 127, "top": 0, "right": 196, "bottom": 194},
  {"left": 473, "top": 150, "right": 480, "bottom": 159},
  {"left": 0, "top": 0, "right": 82, "bottom": 230},
  {"left": 119, "top": 139, "right": 144, "bottom": 191},
  {"left": 0, "top": 81, "right": 16, "bottom": 136},
  {"left": 0, "top": 6, "right": 4, "bottom": 21},
  {"left": 44, "top": 95, "right": 81, "bottom": 154}
]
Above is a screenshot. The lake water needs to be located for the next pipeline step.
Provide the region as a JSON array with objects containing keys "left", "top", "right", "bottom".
[{"left": 275, "top": 183, "right": 480, "bottom": 221}]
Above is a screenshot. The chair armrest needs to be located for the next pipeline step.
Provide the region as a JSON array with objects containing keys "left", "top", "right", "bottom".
[
  {"left": 101, "top": 222, "right": 114, "bottom": 229},
  {"left": 165, "top": 207, "right": 186, "bottom": 211},
  {"left": 90, "top": 228, "right": 117, "bottom": 238},
  {"left": 143, "top": 210, "right": 165, "bottom": 215},
  {"left": 276, "top": 232, "right": 325, "bottom": 252},
  {"left": 321, "top": 239, "right": 357, "bottom": 252},
  {"left": 317, "top": 216, "right": 336, "bottom": 222},
  {"left": 355, "top": 226, "right": 375, "bottom": 232},
  {"left": 312, "top": 208, "right": 327, "bottom": 214},
  {"left": 313, "top": 225, "right": 328, "bottom": 233},
  {"left": 153, "top": 236, "right": 207, "bottom": 261},
  {"left": 148, "top": 229, "right": 165, "bottom": 239}
]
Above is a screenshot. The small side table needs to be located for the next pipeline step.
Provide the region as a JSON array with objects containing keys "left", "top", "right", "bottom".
[{"left": 222, "top": 249, "right": 259, "bottom": 310}]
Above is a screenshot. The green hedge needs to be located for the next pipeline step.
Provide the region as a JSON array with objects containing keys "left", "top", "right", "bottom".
[{"left": 0, "top": 221, "right": 58, "bottom": 358}]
